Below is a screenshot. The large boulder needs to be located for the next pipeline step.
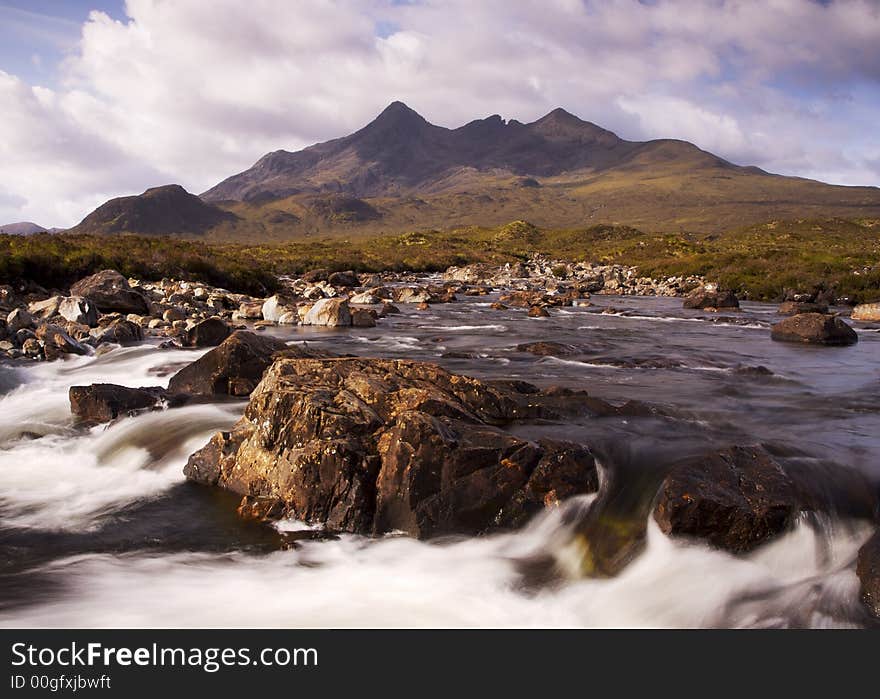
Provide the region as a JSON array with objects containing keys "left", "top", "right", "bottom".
[
  {"left": 58, "top": 296, "right": 98, "bottom": 327},
  {"left": 851, "top": 303, "right": 880, "bottom": 322},
  {"left": 857, "top": 531, "right": 880, "bottom": 619},
  {"left": 261, "top": 295, "right": 297, "bottom": 323},
  {"left": 69, "top": 384, "right": 168, "bottom": 424},
  {"left": 682, "top": 286, "right": 740, "bottom": 310},
  {"left": 70, "top": 270, "right": 150, "bottom": 315},
  {"left": 184, "top": 358, "right": 600, "bottom": 537},
  {"left": 27, "top": 296, "right": 62, "bottom": 319},
  {"left": 393, "top": 286, "right": 432, "bottom": 304},
  {"left": 168, "top": 330, "right": 315, "bottom": 397},
  {"left": 653, "top": 446, "right": 800, "bottom": 553},
  {"left": 184, "top": 318, "right": 231, "bottom": 347},
  {"left": 302, "top": 298, "right": 352, "bottom": 326},
  {"left": 771, "top": 313, "right": 858, "bottom": 346}
]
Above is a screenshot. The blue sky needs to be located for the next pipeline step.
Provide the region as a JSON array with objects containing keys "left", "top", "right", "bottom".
[{"left": 0, "top": 0, "right": 878, "bottom": 227}]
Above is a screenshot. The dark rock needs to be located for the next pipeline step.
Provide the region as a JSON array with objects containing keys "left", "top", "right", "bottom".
[
  {"left": 301, "top": 269, "right": 329, "bottom": 283},
  {"left": 327, "top": 270, "right": 360, "bottom": 287},
  {"left": 682, "top": 286, "right": 739, "bottom": 310},
  {"left": 378, "top": 303, "right": 399, "bottom": 317},
  {"left": 185, "top": 317, "right": 231, "bottom": 347},
  {"left": 184, "top": 358, "right": 600, "bottom": 536},
  {"left": 168, "top": 330, "right": 316, "bottom": 397},
  {"left": 771, "top": 313, "right": 858, "bottom": 346},
  {"left": 653, "top": 446, "right": 799, "bottom": 552},
  {"left": 351, "top": 307, "right": 377, "bottom": 327},
  {"left": 70, "top": 270, "right": 150, "bottom": 315},
  {"left": 69, "top": 383, "right": 168, "bottom": 424},
  {"left": 857, "top": 531, "right": 880, "bottom": 619}
]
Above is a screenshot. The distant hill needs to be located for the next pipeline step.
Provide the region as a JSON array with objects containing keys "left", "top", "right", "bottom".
[
  {"left": 74, "top": 102, "right": 880, "bottom": 238},
  {"left": 0, "top": 221, "right": 47, "bottom": 235},
  {"left": 70, "top": 184, "right": 236, "bottom": 236}
]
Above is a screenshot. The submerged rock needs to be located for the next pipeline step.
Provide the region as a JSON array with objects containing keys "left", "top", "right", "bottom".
[
  {"left": 184, "top": 358, "right": 601, "bottom": 537},
  {"left": 516, "top": 341, "right": 577, "bottom": 356},
  {"left": 771, "top": 313, "right": 858, "bottom": 346},
  {"left": 70, "top": 270, "right": 150, "bottom": 315}
]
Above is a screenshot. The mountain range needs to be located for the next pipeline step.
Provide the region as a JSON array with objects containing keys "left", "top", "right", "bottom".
[{"left": 69, "top": 101, "right": 880, "bottom": 239}]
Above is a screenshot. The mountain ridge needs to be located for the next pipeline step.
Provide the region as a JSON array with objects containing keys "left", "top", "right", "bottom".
[{"left": 72, "top": 101, "right": 880, "bottom": 238}]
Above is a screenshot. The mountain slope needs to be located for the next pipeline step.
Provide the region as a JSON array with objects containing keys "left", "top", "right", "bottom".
[
  {"left": 0, "top": 222, "right": 47, "bottom": 235},
  {"left": 71, "top": 185, "right": 236, "bottom": 236}
]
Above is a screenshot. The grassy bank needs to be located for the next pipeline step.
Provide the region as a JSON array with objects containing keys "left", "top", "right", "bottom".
[{"left": 2, "top": 217, "right": 878, "bottom": 301}]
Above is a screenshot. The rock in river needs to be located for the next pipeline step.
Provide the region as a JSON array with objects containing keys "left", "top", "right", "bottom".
[
  {"left": 682, "top": 285, "right": 740, "bottom": 310},
  {"left": 851, "top": 303, "right": 880, "bottom": 322},
  {"left": 184, "top": 317, "right": 231, "bottom": 347},
  {"left": 168, "top": 330, "right": 318, "bottom": 397},
  {"left": 302, "top": 298, "right": 352, "bottom": 326},
  {"left": 771, "top": 313, "right": 858, "bottom": 346},
  {"left": 654, "top": 446, "right": 800, "bottom": 552},
  {"left": 184, "top": 358, "right": 600, "bottom": 537},
  {"left": 70, "top": 383, "right": 168, "bottom": 424}
]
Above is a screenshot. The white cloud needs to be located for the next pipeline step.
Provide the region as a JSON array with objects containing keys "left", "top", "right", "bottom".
[{"left": 0, "top": 0, "right": 878, "bottom": 226}]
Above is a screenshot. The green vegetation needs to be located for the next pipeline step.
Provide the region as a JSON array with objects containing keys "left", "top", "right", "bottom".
[{"left": 2, "top": 217, "right": 879, "bottom": 302}]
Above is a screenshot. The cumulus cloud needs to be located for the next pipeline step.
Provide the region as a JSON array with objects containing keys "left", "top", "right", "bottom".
[{"left": 0, "top": 0, "right": 878, "bottom": 226}]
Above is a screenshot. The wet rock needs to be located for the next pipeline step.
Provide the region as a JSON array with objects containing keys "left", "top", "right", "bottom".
[
  {"left": 777, "top": 301, "right": 828, "bottom": 316},
  {"left": 489, "top": 302, "right": 507, "bottom": 310},
  {"left": 168, "top": 330, "right": 314, "bottom": 397},
  {"left": 91, "top": 318, "right": 144, "bottom": 345},
  {"left": 351, "top": 307, "right": 377, "bottom": 328},
  {"left": 771, "top": 313, "right": 858, "bottom": 346},
  {"left": 327, "top": 270, "right": 359, "bottom": 287},
  {"left": 378, "top": 303, "right": 399, "bottom": 317},
  {"left": 653, "top": 446, "right": 799, "bottom": 553},
  {"left": 185, "top": 358, "right": 601, "bottom": 537},
  {"left": 69, "top": 383, "right": 168, "bottom": 424},
  {"left": 683, "top": 286, "right": 740, "bottom": 310},
  {"left": 184, "top": 317, "right": 231, "bottom": 347},
  {"left": 528, "top": 305, "right": 550, "bottom": 318},
  {"left": 302, "top": 297, "right": 352, "bottom": 326},
  {"left": 851, "top": 303, "right": 880, "bottom": 322},
  {"left": 516, "top": 341, "right": 576, "bottom": 356},
  {"left": 6, "top": 308, "right": 34, "bottom": 333},
  {"left": 416, "top": 301, "right": 431, "bottom": 311},
  {"left": 58, "top": 296, "right": 98, "bottom": 327},
  {"left": 349, "top": 290, "right": 382, "bottom": 304},
  {"left": 857, "top": 531, "right": 880, "bottom": 619},
  {"left": 69, "top": 270, "right": 150, "bottom": 315}
]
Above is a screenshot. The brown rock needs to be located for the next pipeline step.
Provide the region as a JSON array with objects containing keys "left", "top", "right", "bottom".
[
  {"left": 683, "top": 286, "right": 740, "bottom": 310},
  {"left": 777, "top": 301, "right": 828, "bottom": 316},
  {"left": 851, "top": 303, "right": 880, "bottom": 322},
  {"left": 184, "top": 317, "right": 231, "bottom": 347},
  {"left": 528, "top": 305, "right": 550, "bottom": 318},
  {"left": 70, "top": 270, "right": 150, "bottom": 315},
  {"left": 653, "top": 446, "right": 799, "bottom": 553},
  {"left": 771, "top": 313, "right": 858, "bottom": 346},
  {"left": 516, "top": 341, "right": 576, "bottom": 356},
  {"left": 35, "top": 323, "right": 89, "bottom": 359},
  {"left": 69, "top": 384, "right": 167, "bottom": 424},
  {"left": 168, "top": 330, "right": 315, "bottom": 397},
  {"left": 184, "top": 358, "right": 600, "bottom": 536}
]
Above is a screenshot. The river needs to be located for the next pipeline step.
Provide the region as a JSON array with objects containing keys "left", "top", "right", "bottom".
[{"left": 1, "top": 291, "right": 877, "bottom": 627}]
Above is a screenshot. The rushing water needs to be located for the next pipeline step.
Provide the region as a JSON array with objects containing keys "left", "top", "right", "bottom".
[{"left": 1, "top": 291, "right": 878, "bottom": 628}]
